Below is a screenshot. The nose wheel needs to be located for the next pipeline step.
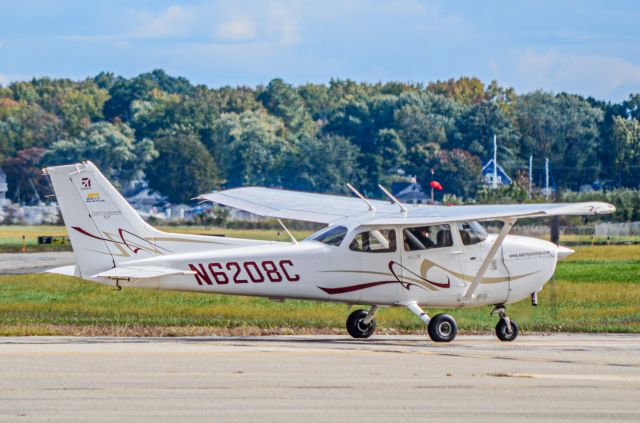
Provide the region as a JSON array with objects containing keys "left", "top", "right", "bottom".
[
  {"left": 346, "top": 307, "right": 377, "bottom": 338},
  {"left": 492, "top": 305, "right": 519, "bottom": 342}
]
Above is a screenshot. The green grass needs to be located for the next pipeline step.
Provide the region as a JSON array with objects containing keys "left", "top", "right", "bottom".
[
  {"left": 0, "top": 271, "right": 638, "bottom": 335},
  {"left": 555, "top": 260, "right": 640, "bottom": 283}
]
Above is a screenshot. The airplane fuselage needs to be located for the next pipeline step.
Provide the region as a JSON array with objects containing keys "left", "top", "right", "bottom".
[{"left": 93, "top": 230, "right": 560, "bottom": 309}]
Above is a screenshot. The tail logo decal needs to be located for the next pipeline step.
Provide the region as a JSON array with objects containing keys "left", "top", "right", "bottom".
[{"left": 85, "top": 192, "right": 104, "bottom": 203}]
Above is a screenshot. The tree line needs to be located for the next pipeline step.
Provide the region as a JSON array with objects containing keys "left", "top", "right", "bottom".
[{"left": 1, "top": 69, "right": 639, "bottom": 205}]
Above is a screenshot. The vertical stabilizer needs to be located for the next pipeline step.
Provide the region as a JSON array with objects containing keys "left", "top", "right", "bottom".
[{"left": 45, "top": 162, "right": 160, "bottom": 278}]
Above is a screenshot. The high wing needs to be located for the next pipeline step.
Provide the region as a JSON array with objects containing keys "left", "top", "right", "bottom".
[
  {"left": 199, "top": 187, "right": 615, "bottom": 226},
  {"left": 198, "top": 187, "right": 395, "bottom": 224},
  {"left": 365, "top": 202, "right": 616, "bottom": 226}
]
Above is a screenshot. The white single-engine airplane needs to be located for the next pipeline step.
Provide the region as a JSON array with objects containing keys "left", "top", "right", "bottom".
[{"left": 45, "top": 162, "right": 615, "bottom": 342}]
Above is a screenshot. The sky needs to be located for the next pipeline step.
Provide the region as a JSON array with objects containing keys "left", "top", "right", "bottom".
[{"left": 0, "top": 0, "right": 639, "bottom": 102}]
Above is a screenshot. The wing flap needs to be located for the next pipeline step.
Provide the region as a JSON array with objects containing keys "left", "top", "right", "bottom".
[{"left": 91, "top": 266, "right": 195, "bottom": 280}]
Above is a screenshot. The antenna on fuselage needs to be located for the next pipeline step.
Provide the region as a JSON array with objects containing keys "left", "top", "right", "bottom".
[
  {"left": 378, "top": 184, "right": 408, "bottom": 213},
  {"left": 346, "top": 183, "right": 376, "bottom": 211},
  {"left": 277, "top": 218, "right": 298, "bottom": 244}
]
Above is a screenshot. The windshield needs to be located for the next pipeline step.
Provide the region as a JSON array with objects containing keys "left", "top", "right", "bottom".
[
  {"left": 307, "top": 225, "right": 348, "bottom": 247},
  {"left": 457, "top": 221, "right": 488, "bottom": 245}
]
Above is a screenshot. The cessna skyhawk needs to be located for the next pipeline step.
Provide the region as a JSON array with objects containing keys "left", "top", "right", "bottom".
[{"left": 45, "top": 162, "right": 615, "bottom": 342}]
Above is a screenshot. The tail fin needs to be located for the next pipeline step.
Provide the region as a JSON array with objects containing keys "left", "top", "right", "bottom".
[{"left": 45, "top": 162, "right": 161, "bottom": 278}]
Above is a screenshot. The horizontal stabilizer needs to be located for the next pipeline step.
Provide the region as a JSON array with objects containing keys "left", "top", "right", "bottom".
[
  {"left": 45, "top": 265, "right": 77, "bottom": 276},
  {"left": 91, "top": 266, "right": 195, "bottom": 280}
]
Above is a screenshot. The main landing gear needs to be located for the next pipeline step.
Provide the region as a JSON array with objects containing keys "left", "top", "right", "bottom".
[
  {"left": 404, "top": 301, "right": 458, "bottom": 342},
  {"left": 346, "top": 306, "right": 378, "bottom": 338},
  {"left": 345, "top": 303, "right": 519, "bottom": 343},
  {"left": 492, "top": 305, "right": 519, "bottom": 342}
]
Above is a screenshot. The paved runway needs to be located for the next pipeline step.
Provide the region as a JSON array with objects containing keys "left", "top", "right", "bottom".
[
  {"left": 0, "top": 252, "right": 74, "bottom": 275},
  {"left": 0, "top": 335, "right": 639, "bottom": 422}
]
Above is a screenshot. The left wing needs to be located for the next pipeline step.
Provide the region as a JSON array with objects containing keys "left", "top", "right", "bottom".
[{"left": 200, "top": 187, "right": 615, "bottom": 226}]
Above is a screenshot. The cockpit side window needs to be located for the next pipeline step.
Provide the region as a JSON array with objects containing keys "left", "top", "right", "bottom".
[
  {"left": 349, "top": 229, "right": 396, "bottom": 253},
  {"left": 403, "top": 224, "right": 453, "bottom": 251},
  {"left": 457, "top": 221, "right": 488, "bottom": 246},
  {"left": 308, "top": 225, "right": 348, "bottom": 247}
]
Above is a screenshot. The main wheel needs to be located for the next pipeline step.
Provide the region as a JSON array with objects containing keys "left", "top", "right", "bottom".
[
  {"left": 346, "top": 309, "right": 376, "bottom": 339},
  {"left": 495, "top": 318, "right": 519, "bottom": 341},
  {"left": 427, "top": 313, "right": 457, "bottom": 342}
]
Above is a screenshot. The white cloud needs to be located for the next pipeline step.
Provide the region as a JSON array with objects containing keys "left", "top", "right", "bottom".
[
  {"left": 216, "top": 16, "right": 256, "bottom": 41},
  {"left": 63, "top": 2, "right": 301, "bottom": 46},
  {"left": 516, "top": 49, "right": 640, "bottom": 101},
  {"left": 0, "top": 74, "right": 8, "bottom": 85},
  {"left": 132, "top": 5, "right": 199, "bottom": 38},
  {"left": 267, "top": 3, "right": 300, "bottom": 45}
]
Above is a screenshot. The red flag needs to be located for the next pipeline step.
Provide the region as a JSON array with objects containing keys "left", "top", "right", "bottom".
[{"left": 430, "top": 180, "right": 443, "bottom": 191}]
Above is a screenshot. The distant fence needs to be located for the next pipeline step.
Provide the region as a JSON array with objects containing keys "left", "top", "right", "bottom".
[
  {"left": 593, "top": 222, "right": 640, "bottom": 237},
  {"left": 509, "top": 222, "right": 640, "bottom": 245}
]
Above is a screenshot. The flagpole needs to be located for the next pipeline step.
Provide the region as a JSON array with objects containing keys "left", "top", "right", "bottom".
[{"left": 430, "top": 168, "right": 435, "bottom": 203}]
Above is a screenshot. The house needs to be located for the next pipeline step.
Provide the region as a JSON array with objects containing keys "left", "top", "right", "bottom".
[
  {"left": 392, "top": 177, "right": 429, "bottom": 204},
  {"left": 481, "top": 159, "right": 512, "bottom": 187},
  {"left": 0, "top": 166, "right": 7, "bottom": 203}
]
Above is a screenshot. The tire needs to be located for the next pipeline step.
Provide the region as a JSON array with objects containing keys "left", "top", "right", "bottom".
[
  {"left": 346, "top": 309, "right": 376, "bottom": 339},
  {"left": 495, "top": 318, "right": 519, "bottom": 342},
  {"left": 427, "top": 313, "right": 457, "bottom": 343}
]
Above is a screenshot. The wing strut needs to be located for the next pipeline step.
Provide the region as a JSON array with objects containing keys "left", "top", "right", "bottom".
[
  {"left": 461, "top": 217, "right": 517, "bottom": 302},
  {"left": 277, "top": 219, "right": 298, "bottom": 244}
]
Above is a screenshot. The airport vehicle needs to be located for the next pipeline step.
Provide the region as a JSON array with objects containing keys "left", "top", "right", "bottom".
[{"left": 45, "top": 162, "right": 615, "bottom": 342}]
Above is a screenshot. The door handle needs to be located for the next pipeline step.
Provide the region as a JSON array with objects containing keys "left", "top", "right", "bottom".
[{"left": 451, "top": 250, "right": 464, "bottom": 255}]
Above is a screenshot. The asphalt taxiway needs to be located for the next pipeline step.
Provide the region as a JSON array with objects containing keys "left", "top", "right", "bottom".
[
  {"left": 0, "top": 334, "right": 638, "bottom": 422},
  {"left": 0, "top": 252, "right": 74, "bottom": 275}
]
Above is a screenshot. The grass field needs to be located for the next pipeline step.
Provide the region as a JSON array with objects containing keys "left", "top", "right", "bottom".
[{"left": 0, "top": 242, "right": 638, "bottom": 336}]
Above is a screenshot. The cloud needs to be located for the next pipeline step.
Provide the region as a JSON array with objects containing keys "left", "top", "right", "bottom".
[
  {"left": 0, "top": 74, "right": 7, "bottom": 85},
  {"left": 267, "top": 3, "right": 300, "bottom": 45},
  {"left": 132, "top": 5, "right": 199, "bottom": 39},
  {"left": 62, "top": 2, "right": 301, "bottom": 46},
  {"left": 216, "top": 16, "right": 256, "bottom": 41},
  {"left": 516, "top": 49, "right": 640, "bottom": 101}
]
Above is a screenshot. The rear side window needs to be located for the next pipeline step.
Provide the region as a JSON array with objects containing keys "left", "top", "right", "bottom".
[
  {"left": 403, "top": 225, "right": 453, "bottom": 251},
  {"left": 309, "top": 225, "right": 348, "bottom": 246},
  {"left": 349, "top": 229, "right": 396, "bottom": 253}
]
